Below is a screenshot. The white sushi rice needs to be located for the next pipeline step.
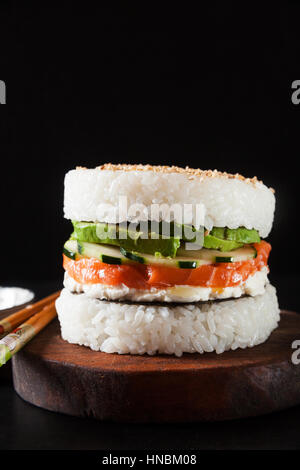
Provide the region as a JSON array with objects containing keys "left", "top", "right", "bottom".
[
  {"left": 64, "top": 166, "right": 275, "bottom": 237},
  {"left": 56, "top": 283, "right": 280, "bottom": 356},
  {"left": 63, "top": 266, "right": 269, "bottom": 303}
]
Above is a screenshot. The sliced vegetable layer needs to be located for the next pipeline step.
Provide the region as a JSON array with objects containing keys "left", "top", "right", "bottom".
[
  {"left": 71, "top": 221, "right": 180, "bottom": 257},
  {"left": 64, "top": 239, "right": 257, "bottom": 269},
  {"left": 71, "top": 221, "right": 261, "bottom": 255}
]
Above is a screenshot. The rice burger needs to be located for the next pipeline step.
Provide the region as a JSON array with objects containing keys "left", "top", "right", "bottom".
[{"left": 55, "top": 164, "right": 279, "bottom": 356}]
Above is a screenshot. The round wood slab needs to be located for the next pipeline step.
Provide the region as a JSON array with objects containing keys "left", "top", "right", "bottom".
[{"left": 12, "top": 310, "right": 300, "bottom": 422}]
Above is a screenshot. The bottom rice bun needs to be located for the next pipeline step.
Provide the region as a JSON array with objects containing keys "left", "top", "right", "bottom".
[{"left": 56, "top": 284, "right": 279, "bottom": 357}]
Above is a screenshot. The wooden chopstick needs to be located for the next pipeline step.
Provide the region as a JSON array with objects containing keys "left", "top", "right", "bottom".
[
  {"left": 0, "top": 298, "right": 58, "bottom": 367},
  {"left": 0, "top": 290, "right": 60, "bottom": 338}
]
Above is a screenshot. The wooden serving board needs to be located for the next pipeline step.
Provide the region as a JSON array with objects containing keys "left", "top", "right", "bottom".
[{"left": 12, "top": 310, "right": 300, "bottom": 422}]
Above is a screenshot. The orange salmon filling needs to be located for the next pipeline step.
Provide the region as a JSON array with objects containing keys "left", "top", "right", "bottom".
[{"left": 63, "top": 241, "right": 271, "bottom": 290}]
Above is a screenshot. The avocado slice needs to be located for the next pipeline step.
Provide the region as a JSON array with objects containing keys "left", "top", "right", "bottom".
[
  {"left": 224, "top": 227, "right": 260, "bottom": 244},
  {"left": 71, "top": 221, "right": 181, "bottom": 258},
  {"left": 160, "top": 221, "right": 202, "bottom": 243},
  {"left": 203, "top": 235, "right": 243, "bottom": 251},
  {"left": 203, "top": 226, "right": 260, "bottom": 251},
  {"left": 210, "top": 227, "right": 260, "bottom": 244}
]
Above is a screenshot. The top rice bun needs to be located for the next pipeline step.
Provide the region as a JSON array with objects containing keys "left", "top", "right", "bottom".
[{"left": 64, "top": 164, "right": 275, "bottom": 238}]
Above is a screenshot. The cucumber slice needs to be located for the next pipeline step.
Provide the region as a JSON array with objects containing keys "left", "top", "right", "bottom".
[
  {"left": 177, "top": 260, "right": 198, "bottom": 269},
  {"left": 101, "top": 255, "right": 122, "bottom": 265},
  {"left": 63, "top": 247, "right": 76, "bottom": 260},
  {"left": 64, "top": 240, "right": 124, "bottom": 265},
  {"left": 215, "top": 256, "right": 233, "bottom": 263},
  {"left": 120, "top": 247, "right": 145, "bottom": 264},
  {"left": 177, "top": 245, "right": 256, "bottom": 263}
]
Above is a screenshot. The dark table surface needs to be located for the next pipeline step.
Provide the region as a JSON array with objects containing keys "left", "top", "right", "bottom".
[{"left": 1, "top": 276, "right": 300, "bottom": 451}]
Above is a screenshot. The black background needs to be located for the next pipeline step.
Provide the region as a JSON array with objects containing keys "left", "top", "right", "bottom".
[
  {"left": 0, "top": 3, "right": 299, "bottom": 293},
  {"left": 1, "top": 3, "right": 300, "bottom": 452}
]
